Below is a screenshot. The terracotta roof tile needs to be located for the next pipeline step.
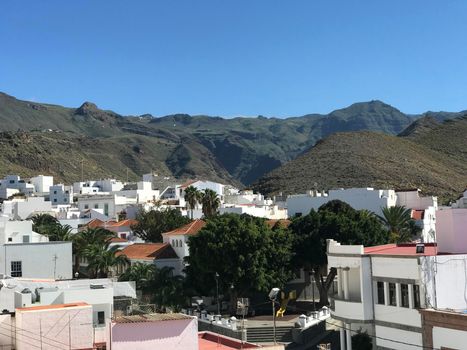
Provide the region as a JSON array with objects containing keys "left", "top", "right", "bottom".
[
  {"left": 17, "top": 302, "right": 90, "bottom": 312},
  {"left": 117, "top": 243, "right": 178, "bottom": 260},
  {"left": 364, "top": 243, "right": 438, "bottom": 256},
  {"left": 411, "top": 210, "right": 425, "bottom": 221},
  {"left": 266, "top": 219, "right": 291, "bottom": 229},
  {"left": 163, "top": 219, "right": 206, "bottom": 236},
  {"left": 180, "top": 180, "right": 198, "bottom": 189}
]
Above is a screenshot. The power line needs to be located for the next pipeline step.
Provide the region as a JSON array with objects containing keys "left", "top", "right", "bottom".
[{"left": 325, "top": 320, "right": 440, "bottom": 350}]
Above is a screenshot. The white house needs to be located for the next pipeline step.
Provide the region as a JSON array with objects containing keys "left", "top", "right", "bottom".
[
  {"left": 452, "top": 189, "right": 467, "bottom": 208},
  {"left": 327, "top": 232, "right": 467, "bottom": 350},
  {"left": 287, "top": 188, "right": 397, "bottom": 217},
  {"left": 77, "top": 194, "right": 137, "bottom": 220},
  {"left": 29, "top": 175, "right": 54, "bottom": 194},
  {"left": 1, "top": 196, "right": 53, "bottom": 220},
  {"left": 435, "top": 207, "right": 467, "bottom": 254},
  {"left": 162, "top": 219, "right": 206, "bottom": 260},
  {"left": 219, "top": 204, "right": 288, "bottom": 219},
  {"left": 49, "top": 184, "right": 73, "bottom": 205},
  {"left": 0, "top": 175, "right": 35, "bottom": 199},
  {"left": 0, "top": 277, "right": 136, "bottom": 347}
]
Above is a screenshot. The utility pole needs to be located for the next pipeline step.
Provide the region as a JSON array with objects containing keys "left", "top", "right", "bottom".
[{"left": 39, "top": 318, "right": 43, "bottom": 350}]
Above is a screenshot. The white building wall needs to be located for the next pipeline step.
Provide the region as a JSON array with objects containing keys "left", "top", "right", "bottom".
[
  {"left": 287, "top": 188, "right": 396, "bottom": 217},
  {"left": 432, "top": 326, "right": 467, "bottom": 350},
  {"left": 396, "top": 190, "right": 438, "bottom": 210},
  {"left": 49, "top": 184, "right": 73, "bottom": 205},
  {"left": 0, "top": 314, "right": 12, "bottom": 350},
  {"left": 0, "top": 242, "right": 72, "bottom": 279},
  {"left": 30, "top": 175, "right": 54, "bottom": 193},
  {"left": 13, "top": 197, "right": 53, "bottom": 220},
  {"left": 375, "top": 325, "right": 422, "bottom": 350}
]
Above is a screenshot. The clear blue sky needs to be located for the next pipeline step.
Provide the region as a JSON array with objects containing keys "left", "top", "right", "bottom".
[{"left": 1, "top": 0, "right": 466, "bottom": 117}]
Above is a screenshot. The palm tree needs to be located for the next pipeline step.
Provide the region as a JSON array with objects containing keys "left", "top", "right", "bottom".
[
  {"left": 72, "top": 227, "right": 114, "bottom": 275},
  {"left": 119, "top": 262, "right": 155, "bottom": 291},
  {"left": 48, "top": 224, "right": 73, "bottom": 242},
  {"left": 31, "top": 214, "right": 59, "bottom": 235},
  {"left": 150, "top": 266, "right": 185, "bottom": 310},
  {"left": 378, "top": 205, "right": 417, "bottom": 243},
  {"left": 84, "top": 243, "right": 129, "bottom": 278},
  {"left": 201, "top": 189, "right": 220, "bottom": 218},
  {"left": 184, "top": 186, "right": 201, "bottom": 219}
]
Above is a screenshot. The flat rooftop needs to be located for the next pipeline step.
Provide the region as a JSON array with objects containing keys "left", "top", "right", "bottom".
[{"left": 364, "top": 243, "right": 438, "bottom": 256}]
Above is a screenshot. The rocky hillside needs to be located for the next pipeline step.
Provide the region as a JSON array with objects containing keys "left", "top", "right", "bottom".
[
  {"left": 252, "top": 117, "right": 467, "bottom": 201},
  {"left": 0, "top": 92, "right": 464, "bottom": 186}
]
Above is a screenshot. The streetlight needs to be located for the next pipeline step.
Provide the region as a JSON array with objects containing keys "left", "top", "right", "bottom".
[
  {"left": 215, "top": 272, "right": 220, "bottom": 315},
  {"left": 268, "top": 288, "right": 280, "bottom": 344}
]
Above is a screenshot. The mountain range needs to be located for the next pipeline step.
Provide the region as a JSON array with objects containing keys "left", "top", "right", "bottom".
[{"left": 0, "top": 91, "right": 465, "bottom": 199}]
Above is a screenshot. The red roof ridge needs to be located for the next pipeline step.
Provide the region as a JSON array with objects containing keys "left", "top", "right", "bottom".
[{"left": 162, "top": 219, "right": 206, "bottom": 236}]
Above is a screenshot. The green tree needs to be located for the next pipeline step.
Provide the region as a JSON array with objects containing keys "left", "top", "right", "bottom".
[
  {"left": 200, "top": 189, "right": 220, "bottom": 218},
  {"left": 149, "top": 266, "right": 186, "bottom": 311},
  {"left": 31, "top": 214, "right": 59, "bottom": 235},
  {"left": 378, "top": 205, "right": 420, "bottom": 243},
  {"left": 72, "top": 227, "right": 114, "bottom": 275},
  {"left": 48, "top": 224, "right": 73, "bottom": 242},
  {"left": 132, "top": 208, "right": 191, "bottom": 243},
  {"left": 119, "top": 262, "right": 155, "bottom": 291},
  {"left": 290, "top": 200, "right": 388, "bottom": 305},
  {"left": 84, "top": 243, "right": 129, "bottom": 278},
  {"left": 184, "top": 186, "right": 201, "bottom": 219},
  {"left": 185, "top": 214, "right": 294, "bottom": 313}
]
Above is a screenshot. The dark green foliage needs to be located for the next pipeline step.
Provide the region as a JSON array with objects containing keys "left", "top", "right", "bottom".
[
  {"left": 119, "top": 264, "right": 185, "bottom": 310},
  {"left": 378, "top": 205, "right": 421, "bottom": 243},
  {"left": 132, "top": 208, "right": 191, "bottom": 243},
  {"left": 185, "top": 214, "right": 294, "bottom": 308},
  {"left": 200, "top": 189, "right": 220, "bottom": 218},
  {"left": 352, "top": 330, "right": 372, "bottom": 350},
  {"left": 290, "top": 200, "right": 388, "bottom": 304}
]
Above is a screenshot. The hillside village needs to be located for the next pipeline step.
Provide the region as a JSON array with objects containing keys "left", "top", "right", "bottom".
[{"left": 0, "top": 171, "right": 465, "bottom": 349}]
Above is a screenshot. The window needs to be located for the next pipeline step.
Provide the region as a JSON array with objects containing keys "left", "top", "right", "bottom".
[
  {"left": 104, "top": 203, "right": 109, "bottom": 216},
  {"left": 8, "top": 237, "right": 12, "bottom": 242},
  {"left": 388, "top": 283, "right": 396, "bottom": 306},
  {"left": 179, "top": 239, "right": 182, "bottom": 247},
  {"left": 22, "top": 235, "right": 30, "bottom": 243},
  {"left": 9, "top": 180, "right": 15, "bottom": 184},
  {"left": 401, "top": 284, "right": 409, "bottom": 308},
  {"left": 120, "top": 233, "right": 127, "bottom": 240},
  {"left": 94, "top": 204, "right": 99, "bottom": 209},
  {"left": 64, "top": 198, "right": 67, "bottom": 202},
  {"left": 65, "top": 190, "right": 69, "bottom": 194},
  {"left": 53, "top": 190, "right": 57, "bottom": 194},
  {"left": 97, "top": 311, "right": 105, "bottom": 325},
  {"left": 413, "top": 285, "right": 420, "bottom": 308},
  {"left": 53, "top": 198, "right": 57, "bottom": 203},
  {"left": 11, "top": 261, "right": 22, "bottom": 277},
  {"left": 377, "top": 281, "right": 385, "bottom": 304}
]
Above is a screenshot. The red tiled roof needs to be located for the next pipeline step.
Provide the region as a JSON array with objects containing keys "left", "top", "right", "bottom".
[
  {"left": 86, "top": 218, "right": 107, "bottom": 228},
  {"left": 266, "top": 219, "right": 291, "bottom": 229},
  {"left": 106, "top": 219, "right": 138, "bottom": 228},
  {"left": 180, "top": 180, "right": 198, "bottom": 189},
  {"left": 163, "top": 219, "right": 206, "bottom": 236},
  {"left": 411, "top": 210, "right": 425, "bottom": 221},
  {"left": 117, "top": 243, "right": 178, "bottom": 260},
  {"left": 108, "top": 237, "right": 128, "bottom": 243},
  {"left": 364, "top": 243, "right": 438, "bottom": 256}
]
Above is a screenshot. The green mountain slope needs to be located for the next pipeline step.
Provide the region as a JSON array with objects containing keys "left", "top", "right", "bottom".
[
  {"left": 0, "top": 92, "right": 464, "bottom": 186},
  {"left": 252, "top": 117, "right": 467, "bottom": 200}
]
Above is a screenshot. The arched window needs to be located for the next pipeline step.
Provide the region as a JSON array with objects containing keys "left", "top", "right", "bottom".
[{"left": 179, "top": 239, "right": 183, "bottom": 247}]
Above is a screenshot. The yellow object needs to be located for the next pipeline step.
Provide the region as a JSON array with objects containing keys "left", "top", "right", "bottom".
[{"left": 275, "top": 291, "right": 296, "bottom": 317}]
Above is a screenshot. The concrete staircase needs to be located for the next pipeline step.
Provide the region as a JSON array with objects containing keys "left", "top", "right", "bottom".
[{"left": 246, "top": 326, "right": 294, "bottom": 343}]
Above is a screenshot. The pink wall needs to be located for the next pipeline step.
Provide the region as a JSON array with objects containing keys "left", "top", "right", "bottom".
[
  {"left": 111, "top": 317, "right": 198, "bottom": 350},
  {"left": 436, "top": 209, "right": 467, "bottom": 254}
]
